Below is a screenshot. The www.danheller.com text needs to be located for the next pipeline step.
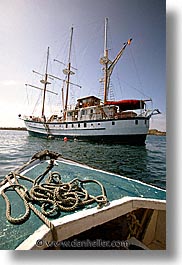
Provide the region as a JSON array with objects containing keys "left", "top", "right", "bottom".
[{"left": 36, "top": 238, "right": 129, "bottom": 249}]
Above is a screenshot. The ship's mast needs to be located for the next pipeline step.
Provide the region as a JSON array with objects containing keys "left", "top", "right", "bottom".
[
  {"left": 53, "top": 27, "right": 81, "bottom": 118},
  {"left": 100, "top": 18, "right": 132, "bottom": 104},
  {"left": 41, "top": 47, "right": 49, "bottom": 117},
  {"left": 64, "top": 27, "right": 74, "bottom": 118},
  {"left": 26, "top": 47, "right": 57, "bottom": 117},
  {"left": 103, "top": 17, "right": 109, "bottom": 104},
  {"left": 100, "top": 17, "right": 111, "bottom": 104}
]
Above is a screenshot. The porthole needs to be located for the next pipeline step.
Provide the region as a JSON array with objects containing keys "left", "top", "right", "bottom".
[{"left": 135, "top": 120, "right": 138, "bottom": 125}]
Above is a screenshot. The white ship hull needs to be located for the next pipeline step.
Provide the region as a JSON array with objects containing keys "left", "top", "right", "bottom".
[{"left": 24, "top": 116, "right": 149, "bottom": 145}]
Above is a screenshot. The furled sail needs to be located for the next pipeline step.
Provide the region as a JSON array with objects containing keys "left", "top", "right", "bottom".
[{"left": 105, "top": 99, "right": 145, "bottom": 111}]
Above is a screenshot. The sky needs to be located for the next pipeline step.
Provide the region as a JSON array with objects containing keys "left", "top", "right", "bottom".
[{"left": 0, "top": 0, "right": 166, "bottom": 130}]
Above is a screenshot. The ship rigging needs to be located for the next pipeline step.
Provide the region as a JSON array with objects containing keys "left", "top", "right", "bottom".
[{"left": 20, "top": 18, "right": 160, "bottom": 145}]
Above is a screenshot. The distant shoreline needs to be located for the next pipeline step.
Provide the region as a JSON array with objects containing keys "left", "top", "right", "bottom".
[
  {"left": 148, "top": 129, "right": 166, "bottom": 136},
  {"left": 0, "top": 127, "right": 166, "bottom": 135},
  {"left": 0, "top": 127, "right": 27, "bottom": 131}
]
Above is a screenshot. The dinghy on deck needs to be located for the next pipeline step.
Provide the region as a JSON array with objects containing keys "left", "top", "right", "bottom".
[{"left": 0, "top": 150, "right": 166, "bottom": 250}]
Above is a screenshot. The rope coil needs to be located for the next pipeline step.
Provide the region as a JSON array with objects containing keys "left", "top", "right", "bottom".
[{"left": 1, "top": 161, "right": 109, "bottom": 229}]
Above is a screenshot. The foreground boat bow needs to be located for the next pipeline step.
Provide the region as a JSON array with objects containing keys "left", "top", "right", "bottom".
[{"left": 0, "top": 150, "right": 166, "bottom": 250}]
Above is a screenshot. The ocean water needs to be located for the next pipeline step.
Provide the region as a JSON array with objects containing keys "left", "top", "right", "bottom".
[{"left": 0, "top": 130, "right": 166, "bottom": 189}]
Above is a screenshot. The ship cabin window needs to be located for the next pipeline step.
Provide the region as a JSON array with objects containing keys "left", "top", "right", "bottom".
[
  {"left": 90, "top": 109, "right": 93, "bottom": 114},
  {"left": 135, "top": 120, "right": 138, "bottom": 125},
  {"left": 81, "top": 109, "right": 86, "bottom": 115},
  {"left": 67, "top": 111, "right": 72, "bottom": 117},
  {"left": 112, "top": 121, "right": 115, "bottom": 125},
  {"left": 72, "top": 123, "right": 74, "bottom": 128},
  {"left": 78, "top": 123, "right": 80, "bottom": 128},
  {"left": 84, "top": 122, "right": 87, "bottom": 128},
  {"left": 66, "top": 123, "right": 68, "bottom": 128}
]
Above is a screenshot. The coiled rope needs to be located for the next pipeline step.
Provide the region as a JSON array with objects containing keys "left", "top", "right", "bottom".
[{"left": 1, "top": 159, "right": 108, "bottom": 231}]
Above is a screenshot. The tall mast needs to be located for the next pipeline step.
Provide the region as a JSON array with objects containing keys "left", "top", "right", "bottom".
[
  {"left": 104, "top": 17, "right": 108, "bottom": 56},
  {"left": 41, "top": 47, "right": 49, "bottom": 117},
  {"left": 104, "top": 18, "right": 109, "bottom": 104},
  {"left": 53, "top": 30, "right": 81, "bottom": 118},
  {"left": 100, "top": 18, "right": 132, "bottom": 104},
  {"left": 102, "top": 18, "right": 109, "bottom": 104},
  {"left": 62, "top": 81, "right": 65, "bottom": 111},
  {"left": 64, "top": 27, "right": 74, "bottom": 118}
]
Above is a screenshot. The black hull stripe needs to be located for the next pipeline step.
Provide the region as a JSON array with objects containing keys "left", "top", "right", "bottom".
[
  {"left": 28, "top": 130, "right": 147, "bottom": 145},
  {"left": 26, "top": 125, "right": 106, "bottom": 132}
]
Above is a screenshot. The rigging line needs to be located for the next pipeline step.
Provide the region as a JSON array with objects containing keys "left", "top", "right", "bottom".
[
  {"left": 54, "top": 36, "right": 70, "bottom": 74},
  {"left": 120, "top": 79, "right": 151, "bottom": 99},
  {"left": 48, "top": 51, "right": 53, "bottom": 77},
  {"left": 54, "top": 30, "right": 71, "bottom": 59},
  {"left": 71, "top": 41, "right": 82, "bottom": 93},
  {"left": 114, "top": 70, "right": 123, "bottom": 98},
  {"left": 46, "top": 51, "right": 60, "bottom": 96},
  {"left": 79, "top": 21, "right": 103, "bottom": 64},
  {"left": 103, "top": 24, "right": 124, "bottom": 100},
  {"left": 37, "top": 49, "right": 50, "bottom": 77},
  {"left": 32, "top": 92, "right": 42, "bottom": 115},
  {"left": 79, "top": 27, "right": 103, "bottom": 96},
  {"left": 47, "top": 93, "right": 54, "bottom": 115},
  {"left": 72, "top": 40, "right": 78, "bottom": 72},
  {"left": 129, "top": 46, "right": 144, "bottom": 95},
  {"left": 25, "top": 85, "right": 30, "bottom": 106}
]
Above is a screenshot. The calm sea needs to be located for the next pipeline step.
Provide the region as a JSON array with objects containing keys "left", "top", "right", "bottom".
[{"left": 0, "top": 130, "right": 166, "bottom": 189}]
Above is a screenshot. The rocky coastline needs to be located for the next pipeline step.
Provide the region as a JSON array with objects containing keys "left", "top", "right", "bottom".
[{"left": 148, "top": 129, "right": 166, "bottom": 136}]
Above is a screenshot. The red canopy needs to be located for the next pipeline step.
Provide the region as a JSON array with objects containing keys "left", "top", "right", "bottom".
[{"left": 105, "top": 100, "right": 145, "bottom": 111}]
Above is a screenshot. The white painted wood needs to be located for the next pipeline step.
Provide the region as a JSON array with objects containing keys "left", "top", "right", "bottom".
[{"left": 16, "top": 197, "right": 165, "bottom": 250}]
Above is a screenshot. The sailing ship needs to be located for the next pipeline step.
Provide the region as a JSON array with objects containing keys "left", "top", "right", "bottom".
[{"left": 20, "top": 18, "right": 160, "bottom": 145}]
